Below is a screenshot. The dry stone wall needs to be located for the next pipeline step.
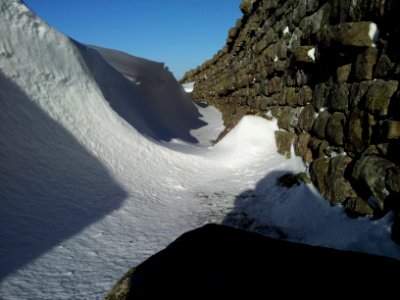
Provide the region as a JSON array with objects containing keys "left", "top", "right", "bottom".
[{"left": 182, "top": 0, "right": 400, "bottom": 240}]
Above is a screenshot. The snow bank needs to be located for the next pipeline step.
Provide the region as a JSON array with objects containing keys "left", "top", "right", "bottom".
[
  {"left": 1, "top": 1, "right": 399, "bottom": 299},
  {"left": 307, "top": 47, "right": 316, "bottom": 61},
  {"left": 182, "top": 81, "right": 195, "bottom": 93}
]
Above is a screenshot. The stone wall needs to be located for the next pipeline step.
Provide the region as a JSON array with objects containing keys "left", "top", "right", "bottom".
[{"left": 182, "top": 0, "right": 400, "bottom": 240}]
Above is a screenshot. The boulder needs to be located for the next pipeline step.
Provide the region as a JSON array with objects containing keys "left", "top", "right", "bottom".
[
  {"left": 310, "top": 157, "right": 330, "bottom": 194},
  {"left": 309, "top": 137, "right": 329, "bottom": 159},
  {"left": 297, "top": 171, "right": 312, "bottom": 184},
  {"left": 298, "top": 104, "right": 316, "bottom": 132},
  {"left": 328, "top": 83, "right": 349, "bottom": 113},
  {"left": 306, "top": 0, "right": 322, "bottom": 13},
  {"left": 336, "top": 63, "right": 352, "bottom": 83},
  {"left": 283, "top": 86, "right": 297, "bottom": 106},
  {"left": 292, "top": 0, "right": 307, "bottom": 25},
  {"left": 343, "top": 197, "right": 374, "bottom": 218},
  {"left": 295, "top": 132, "right": 311, "bottom": 157},
  {"left": 313, "top": 111, "right": 331, "bottom": 140},
  {"left": 354, "top": 47, "right": 378, "bottom": 80},
  {"left": 107, "top": 224, "right": 400, "bottom": 299},
  {"left": 349, "top": 81, "right": 373, "bottom": 109},
  {"left": 267, "top": 76, "right": 283, "bottom": 95},
  {"left": 346, "top": 108, "right": 370, "bottom": 154},
  {"left": 288, "top": 27, "right": 302, "bottom": 53},
  {"left": 352, "top": 155, "right": 395, "bottom": 210},
  {"left": 311, "top": 156, "right": 357, "bottom": 205},
  {"left": 374, "top": 54, "right": 394, "bottom": 78},
  {"left": 326, "top": 112, "right": 346, "bottom": 146},
  {"left": 300, "top": 3, "right": 330, "bottom": 36},
  {"left": 386, "top": 166, "right": 400, "bottom": 193},
  {"left": 325, "top": 156, "right": 357, "bottom": 204},
  {"left": 240, "top": 0, "right": 257, "bottom": 15},
  {"left": 331, "top": 22, "right": 378, "bottom": 47},
  {"left": 313, "top": 83, "right": 330, "bottom": 110},
  {"left": 294, "top": 46, "right": 317, "bottom": 62},
  {"left": 275, "top": 107, "right": 301, "bottom": 132},
  {"left": 303, "top": 148, "right": 313, "bottom": 164},
  {"left": 275, "top": 131, "right": 296, "bottom": 158},
  {"left": 105, "top": 268, "right": 136, "bottom": 300},
  {"left": 387, "top": 120, "right": 400, "bottom": 140},
  {"left": 298, "top": 85, "right": 313, "bottom": 106},
  {"left": 364, "top": 80, "right": 398, "bottom": 116}
]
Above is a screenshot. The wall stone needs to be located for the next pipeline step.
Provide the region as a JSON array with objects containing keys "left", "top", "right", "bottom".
[{"left": 181, "top": 0, "right": 400, "bottom": 241}]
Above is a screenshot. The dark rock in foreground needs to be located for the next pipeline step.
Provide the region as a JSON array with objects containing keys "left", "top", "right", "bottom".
[{"left": 106, "top": 224, "right": 399, "bottom": 299}]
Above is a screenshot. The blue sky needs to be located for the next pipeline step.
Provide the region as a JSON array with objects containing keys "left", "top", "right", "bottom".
[{"left": 24, "top": 0, "right": 243, "bottom": 79}]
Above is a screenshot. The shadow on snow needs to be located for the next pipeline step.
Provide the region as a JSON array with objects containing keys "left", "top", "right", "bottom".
[
  {"left": 74, "top": 41, "right": 207, "bottom": 144},
  {"left": 0, "top": 72, "right": 128, "bottom": 280}
]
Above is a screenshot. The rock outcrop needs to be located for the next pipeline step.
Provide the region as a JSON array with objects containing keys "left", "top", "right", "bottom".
[
  {"left": 181, "top": 0, "right": 400, "bottom": 237},
  {"left": 105, "top": 224, "right": 400, "bottom": 299}
]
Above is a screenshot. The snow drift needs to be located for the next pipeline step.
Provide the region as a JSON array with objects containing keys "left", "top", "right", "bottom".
[{"left": 0, "top": 0, "right": 399, "bottom": 299}]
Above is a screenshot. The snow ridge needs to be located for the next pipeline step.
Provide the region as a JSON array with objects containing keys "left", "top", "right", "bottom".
[{"left": 1, "top": 1, "right": 399, "bottom": 299}]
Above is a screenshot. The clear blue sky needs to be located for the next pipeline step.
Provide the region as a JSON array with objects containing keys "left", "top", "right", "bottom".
[{"left": 23, "top": 0, "right": 243, "bottom": 79}]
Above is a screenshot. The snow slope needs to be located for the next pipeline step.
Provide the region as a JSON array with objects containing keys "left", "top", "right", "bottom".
[{"left": 0, "top": 0, "right": 399, "bottom": 299}]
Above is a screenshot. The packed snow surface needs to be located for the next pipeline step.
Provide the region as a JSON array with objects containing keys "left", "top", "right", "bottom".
[
  {"left": 0, "top": 1, "right": 399, "bottom": 299},
  {"left": 283, "top": 26, "right": 290, "bottom": 35},
  {"left": 369, "top": 22, "right": 379, "bottom": 47},
  {"left": 182, "top": 81, "right": 195, "bottom": 93}
]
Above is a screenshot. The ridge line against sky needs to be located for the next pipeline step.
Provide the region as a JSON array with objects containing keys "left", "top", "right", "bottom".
[{"left": 23, "top": 0, "right": 243, "bottom": 80}]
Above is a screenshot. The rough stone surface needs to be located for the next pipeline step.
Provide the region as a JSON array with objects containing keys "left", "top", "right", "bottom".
[
  {"left": 344, "top": 197, "right": 374, "bottom": 218},
  {"left": 346, "top": 109, "right": 369, "bottom": 154},
  {"left": 298, "top": 85, "right": 313, "bottom": 106},
  {"left": 240, "top": 0, "right": 257, "bottom": 15},
  {"left": 336, "top": 64, "right": 352, "bottom": 83},
  {"left": 310, "top": 157, "right": 330, "bottom": 195},
  {"left": 313, "top": 111, "right": 331, "bottom": 140},
  {"left": 365, "top": 80, "right": 398, "bottom": 116},
  {"left": 275, "top": 131, "right": 296, "bottom": 158},
  {"left": 181, "top": 0, "right": 400, "bottom": 240},
  {"left": 313, "top": 83, "right": 330, "bottom": 110},
  {"left": 295, "top": 132, "right": 311, "bottom": 157},
  {"left": 352, "top": 155, "right": 395, "bottom": 211},
  {"left": 387, "top": 120, "right": 400, "bottom": 140},
  {"left": 298, "top": 104, "right": 316, "bottom": 132},
  {"left": 109, "top": 224, "right": 400, "bottom": 298},
  {"left": 354, "top": 47, "right": 378, "bottom": 80},
  {"left": 331, "top": 22, "right": 376, "bottom": 47},
  {"left": 386, "top": 167, "right": 400, "bottom": 193},
  {"left": 328, "top": 84, "right": 349, "bottom": 113},
  {"left": 297, "top": 171, "right": 312, "bottom": 184},
  {"left": 374, "top": 55, "right": 394, "bottom": 78},
  {"left": 309, "top": 137, "right": 329, "bottom": 159},
  {"left": 105, "top": 268, "right": 135, "bottom": 300},
  {"left": 325, "top": 156, "right": 357, "bottom": 204},
  {"left": 326, "top": 112, "right": 346, "bottom": 146},
  {"left": 294, "top": 46, "right": 317, "bottom": 63},
  {"left": 275, "top": 107, "right": 301, "bottom": 132},
  {"left": 349, "top": 81, "right": 372, "bottom": 109}
]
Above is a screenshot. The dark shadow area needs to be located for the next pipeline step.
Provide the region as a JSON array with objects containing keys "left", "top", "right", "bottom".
[
  {"left": 122, "top": 224, "right": 400, "bottom": 298},
  {"left": 0, "top": 72, "right": 127, "bottom": 280},
  {"left": 221, "top": 170, "right": 305, "bottom": 238},
  {"left": 73, "top": 41, "right": 207, "bottom": 144},
  {"left": 195, "top": 101, "right": 209, "bottom": 108}
]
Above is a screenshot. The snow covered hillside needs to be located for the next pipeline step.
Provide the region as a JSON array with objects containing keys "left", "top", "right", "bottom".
[{"left": 0, "top": 0, "right": 399, "bottom": 299}]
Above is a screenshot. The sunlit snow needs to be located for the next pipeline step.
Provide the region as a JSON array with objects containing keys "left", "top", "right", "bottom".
[
  {"left": 307, "top": 47, "right": 316, "bottom": 61},
  {"left": 369, "top": 22, "right": 379, "bottom": 47},
  {"left": 0, "top": 1, "right": 399, "bottom": 299},
  {"left": 182, "top": 81, "right": 195, "bottom": 93}
]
